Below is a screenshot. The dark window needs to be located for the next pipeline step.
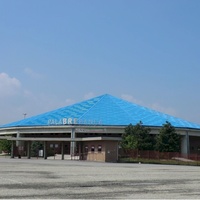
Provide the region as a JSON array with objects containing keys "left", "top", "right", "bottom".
[
  {"left": 91, "top": 146, "right": 95, "bottom": 152},
  {"left": 85, "top": 146, "right": 88, "bottom": 152},
  {"left": 98, "top": 145, "right": 102, "bottom": 153}
]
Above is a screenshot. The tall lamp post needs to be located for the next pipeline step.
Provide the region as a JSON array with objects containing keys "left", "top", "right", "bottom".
[
  {"left": 23, "top": 113, "right": 27, "bottom": 119},
  {"left": 18, "top": 113, "right": 27, "bottom": 158}
]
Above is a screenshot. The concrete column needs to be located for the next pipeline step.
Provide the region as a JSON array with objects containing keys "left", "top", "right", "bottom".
[
  {"left": 16, "top": 132, "right": 24, "bottom": 156},
  {"left": 61, "top": 142, "right": 64, "bottom": 160},
  {"left": 116, "top": 141, "right": 119, "bottom": 162},
  {"left": 11, "top": 140, "right": 15, "bottom": 158},
  {"left": 44, "top": 141, "right": 47, "bottom": 159},
  {"left": 78, "top": 142, "right": 81, "bottom": 160},
  {"left": 181, "top": 131, "right": 190, "bottom": 156},
  {"left": 16, "top": 132, "right": 20, "bottom": 147},
  {"left": 70, "top": 128, "right": 76, "bottom": 156},
  {"left": 27, "top": 141, "right": 31, "bottom": 159}
]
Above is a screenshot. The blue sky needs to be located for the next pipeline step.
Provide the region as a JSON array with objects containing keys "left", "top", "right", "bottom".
[{"left": 0, "top": 0, "right": 200, "bottom": 125}]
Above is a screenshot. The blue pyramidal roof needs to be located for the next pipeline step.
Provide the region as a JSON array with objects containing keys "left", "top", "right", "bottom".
[{"left": 2, "top": 94, "right": 200, "bottom": 129}]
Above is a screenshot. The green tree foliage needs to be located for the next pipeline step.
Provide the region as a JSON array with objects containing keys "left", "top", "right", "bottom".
[
  {"left": 155, "top": 121, "right": 180, "bottom": 152},
  {"left": 0, "top": 140, "right": 12, "bottom": 154},
  {"left": 31, "top": 141, "right": 43, "bottom": 157},
  {"left": 121, "top": 122, "right": 155, "bottom": 150}
]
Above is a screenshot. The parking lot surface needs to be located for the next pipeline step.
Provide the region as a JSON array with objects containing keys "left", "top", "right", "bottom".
[{"left": 0, "top": 157, "right": 200, "bottom": 199}]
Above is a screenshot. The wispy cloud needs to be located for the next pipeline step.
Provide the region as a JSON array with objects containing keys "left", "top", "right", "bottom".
[
  {"left": 83, "top": 92, "right": 95, "bottom": 100},
  {"left": 121, "top": 93, "right": 178, "bottom": 116},
  {"left": 121, "top": 94, "right": 142, "bottom": 104},
  {"left": 24, "top": 68, "right": 43, "bottom": 79},
  {"left": 65, "top": 98, "right": 75, "bottom": 105},
  {"left": 150, "top": 103, "right": 178, "bottom": 116},
  {"left": 0, "top": 72, "right": 21, "bottom": 97}
]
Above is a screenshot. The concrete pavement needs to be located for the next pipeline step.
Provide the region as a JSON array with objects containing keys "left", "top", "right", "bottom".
[{"left": 0, "top": 157, "right": 200, "bottom": 199}]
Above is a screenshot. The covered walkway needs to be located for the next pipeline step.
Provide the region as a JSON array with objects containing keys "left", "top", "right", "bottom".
[{"left": 2, "top": 136, "right": 121, "bottom": 162}]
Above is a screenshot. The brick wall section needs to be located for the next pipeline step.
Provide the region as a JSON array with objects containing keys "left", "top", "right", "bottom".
[
  {"left": 189, "top": 136, "right": 200, "bottom": 154},
  {"left": 105, "top": 141, "right": 118, "bottom": 162}
]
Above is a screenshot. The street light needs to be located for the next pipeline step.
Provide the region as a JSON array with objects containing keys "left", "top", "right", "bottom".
[{"left": 23, "top": 113, "right": 27, "bottom": 119}]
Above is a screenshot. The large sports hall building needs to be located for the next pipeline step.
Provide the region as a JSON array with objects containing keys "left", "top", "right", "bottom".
[{"left": 0, "top": 94, "right": 200, "bottom": 162}]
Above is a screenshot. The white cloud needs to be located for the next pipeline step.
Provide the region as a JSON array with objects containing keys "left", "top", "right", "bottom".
[
  {"left": 150, "top": 103, "right": 178, "bottom": 116},
  {"left": 65, "top": 98, "right": 75, "bottom": 105},
  {"left": 0, "top": 72, "right": 21, "bottom": 97},
  {"left": 83, "top": 92, "right": 95, "bottom": 100},
  {"left": 23, "top": 89, "right": 34, "bottom": 98},
  {"left": 24, "top": 68, "right": 42, "bottom": 79},
  {"left": 121, "top": 94, "right": 142, "bottom": 104},
  {"left": 121, "top": 93, "right": 178, "bottom": 116}
]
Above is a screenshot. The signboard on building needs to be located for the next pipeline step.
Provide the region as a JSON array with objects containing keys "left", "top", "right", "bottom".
[{"left": 48, "top": 118, "right": 102, "bottom": 126}]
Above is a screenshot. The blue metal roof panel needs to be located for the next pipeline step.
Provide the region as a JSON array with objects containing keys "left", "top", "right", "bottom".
[{"left": 1, "top": 94, "right": 200, "bottom": 129}]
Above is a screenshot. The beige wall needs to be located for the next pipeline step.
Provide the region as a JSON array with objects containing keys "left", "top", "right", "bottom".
[{"left": 82, "top": 141, "right": 118, "bottom": 162}]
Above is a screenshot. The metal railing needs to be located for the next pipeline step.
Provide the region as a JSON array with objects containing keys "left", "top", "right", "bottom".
[{"left": 119, "top": 149, "right": 200, "bottom": 162}]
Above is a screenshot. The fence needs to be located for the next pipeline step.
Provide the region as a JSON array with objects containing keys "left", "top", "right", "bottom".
[{"left": 119, "top": 149, "right": 200, "bottom": 162}]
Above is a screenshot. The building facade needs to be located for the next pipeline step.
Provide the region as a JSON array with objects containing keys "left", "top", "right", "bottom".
[{"left": 0, "top": 94, "right": 200, "bottom": 162}]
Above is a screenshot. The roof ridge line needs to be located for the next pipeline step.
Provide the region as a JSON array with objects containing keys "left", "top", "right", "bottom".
[
  {"left": 110, "top": 96, "right": 137, "bottom": 123},
  {"left": 79, "top": 94, "right": 106, "bottom": 119}
]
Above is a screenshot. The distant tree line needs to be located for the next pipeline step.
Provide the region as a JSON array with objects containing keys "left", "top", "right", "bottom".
[
  {"left": 121, "top": 121, "right": 181, "bottom": 152},
  {"left": 0, "top": 140, "right": 44, "bottom": 156},
  {"left": 0, "top": 140, "right": 12, "bottom": 154}
]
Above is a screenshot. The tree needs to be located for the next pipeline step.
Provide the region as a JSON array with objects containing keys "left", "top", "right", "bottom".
[
  {"left": 121, "top": 133, "right": 137, "bottom": 150},
  {"left": 155, "top": 121, "right": 180, "bottom": 152},
  {"left": 31, "top": 141, "right": 43, "bottom": 157},
  {"left": 121, "top": 122, "right": 155, "bottom": 150},
  {"left": 0, "top": 140, "right": 12, "bottom": 154}
]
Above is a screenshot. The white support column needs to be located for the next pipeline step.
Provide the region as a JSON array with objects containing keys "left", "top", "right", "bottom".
[
  {"left": 70, "top": 128, "right": 76, "bottom": 156},
  {"left": 16, "top": 132, "right": 24, "bottom": 157},
  {"left": 16, "top": 132, "right": 20, "bottom": 147},
  {"left": 181, "top": 131, "right": 190, "bottom": 156}
]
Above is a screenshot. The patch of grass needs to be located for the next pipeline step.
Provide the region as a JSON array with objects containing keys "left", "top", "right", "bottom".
[
  {"left": 0, "top": 153, "right": 10, "bottom": 157},
  {"left": 118, "top": 157, "right": 200, "bottom": 166}
]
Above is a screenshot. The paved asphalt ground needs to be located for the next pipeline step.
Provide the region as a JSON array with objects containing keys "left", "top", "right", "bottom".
[{"left": 0, "top": 157, "right": 200, "bottom": 199}]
